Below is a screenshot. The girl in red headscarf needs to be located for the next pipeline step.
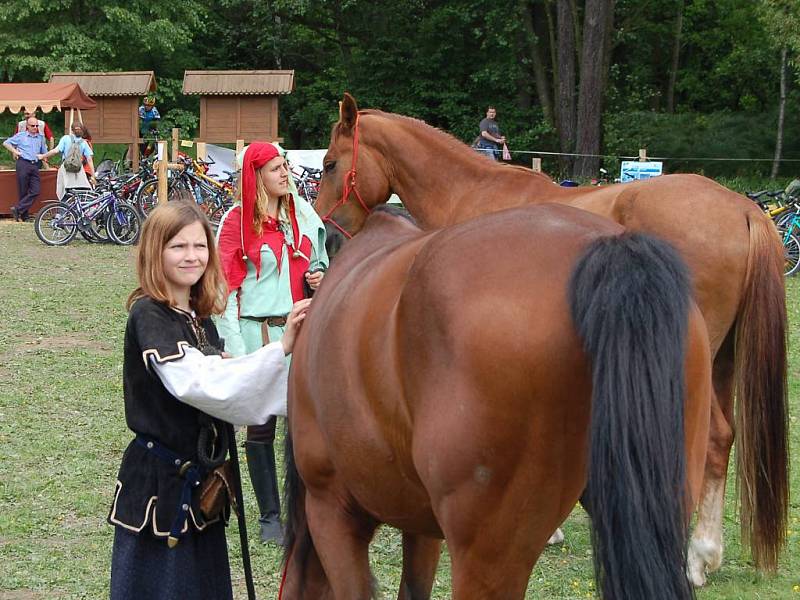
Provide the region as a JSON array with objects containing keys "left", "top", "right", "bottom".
[{"left": 215, "top": 142, "right": 328, "bottom": 544}]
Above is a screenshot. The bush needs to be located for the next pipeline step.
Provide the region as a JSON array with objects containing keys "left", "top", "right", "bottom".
[{"left": 604, "top": 106, "right": 800, "bottom": 179}]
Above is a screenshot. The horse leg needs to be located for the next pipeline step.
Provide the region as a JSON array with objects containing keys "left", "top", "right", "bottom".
[
  {"left": 304, "top": 491, "right": 379, "bottom": 600},
  {"left": 442, "top": 489, "right": 547, "bottom": 600},
  {"left": 688, "top": 341, "right": 735, "bottom": 587},
  {"left": 281, "top": 526, "right": 335, "bottom": 600},
  {"left": 397, "top": 533, "right": 442, "bottom": 600},
  {"left": 547, "top": 528, "right": 564, "bottom": 545}
]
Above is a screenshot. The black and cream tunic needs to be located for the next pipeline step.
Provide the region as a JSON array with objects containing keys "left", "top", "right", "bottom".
[{"left": 107, "top": 297, "right": 288, "bottom": 538}]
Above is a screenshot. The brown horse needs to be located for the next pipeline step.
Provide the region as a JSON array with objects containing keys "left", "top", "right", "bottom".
[
  {"left": 282, "top": 203, "right": 711, "bottom": 599},
  {"left": 313, "top": 94, "right": 789, "bottom": 586}
]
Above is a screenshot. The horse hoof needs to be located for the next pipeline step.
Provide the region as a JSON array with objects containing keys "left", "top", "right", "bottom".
[
  {"left": 687, "top": 538, "right": 722, "bottom": 587},
  {"left": 686, "top": 562, "right": 707, "bottom": 588},
  {"left": 547, "top": 528, "right": 565, "bottom": 545}
]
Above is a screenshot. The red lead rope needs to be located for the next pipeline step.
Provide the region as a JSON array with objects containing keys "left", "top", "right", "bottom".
[
  {"left": 321, "top": 112, "right": 372, "bottom": 239},
  {"left": 277, "top": 548, "right": 290, "bottom": 600}
]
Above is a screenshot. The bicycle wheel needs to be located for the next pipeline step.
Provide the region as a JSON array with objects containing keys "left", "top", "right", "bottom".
[
  {"left": 168, "top": 177, "right": 193, "bottom": 202},
  {"left": 106, "top": 203, "right": 142, "bottom": 246},
  {"left": 35, "top": 202, "right": 78, "bottom": 246},
  {"left": 784, "top": 233, "right": 800, "bottom": 276},
  {"left": 135, "top": 178, "right": 160, "bottom": 217},
  {"left": 772, "top": 210, "right": 796, "bottom": 231},
  {"left": 85, "top": 205, "right": 112, "bottom": 243},
  {"left": 207, "top": 198, "right": 232, "bottom": 233}
]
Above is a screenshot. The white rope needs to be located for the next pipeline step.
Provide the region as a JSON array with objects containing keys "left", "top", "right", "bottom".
[{"left": 508, "top": 148, "right": 800, "bottom": 162}]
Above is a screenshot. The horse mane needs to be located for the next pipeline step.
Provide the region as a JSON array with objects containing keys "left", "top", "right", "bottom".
[{"left": 355, "top": 109, "right": 556, "bottom": 184}]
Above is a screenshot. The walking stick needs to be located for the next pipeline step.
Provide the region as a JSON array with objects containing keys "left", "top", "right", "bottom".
[{"left": 227, "top": 423, "right": 257, "bottom": 600}]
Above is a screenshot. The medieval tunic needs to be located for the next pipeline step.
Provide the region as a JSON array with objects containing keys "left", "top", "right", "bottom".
[
  {"left": 215, "top": 193, "right": 328, "bottom": 357},
  {"left": 108, "top": 297, "right": 289, "bottom": 600}
]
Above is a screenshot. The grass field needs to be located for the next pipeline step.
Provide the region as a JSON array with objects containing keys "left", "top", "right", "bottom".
[{"left": 0, "top": 219, "right": 798, "bottom": 599}]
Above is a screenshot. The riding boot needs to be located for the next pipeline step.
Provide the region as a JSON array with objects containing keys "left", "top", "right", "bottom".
[{"left": 245, "top": 440, "right": 284, "bottom": 545}]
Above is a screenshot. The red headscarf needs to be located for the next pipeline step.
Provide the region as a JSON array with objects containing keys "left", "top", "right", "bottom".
[
  {"left": 240, "top": 142, "right": 280, "bottom": 269},
  {"left": 217, "top": 142, "right": 312, "bottom": 300}
]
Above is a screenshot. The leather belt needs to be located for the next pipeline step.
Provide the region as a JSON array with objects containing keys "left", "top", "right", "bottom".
[
  {"left": 241, "top": 315, "right": 287, "bottom": 327},
  {"left": 135, "top": 436, "right": 203, "bottom": 548},
  {"left": 17, "top": 158, "right": 39, "bottom": 164}
]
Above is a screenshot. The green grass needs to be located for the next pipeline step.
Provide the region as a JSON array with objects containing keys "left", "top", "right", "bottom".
[{"left": 0, "top": 220, "right": 798, "bottom": 599}]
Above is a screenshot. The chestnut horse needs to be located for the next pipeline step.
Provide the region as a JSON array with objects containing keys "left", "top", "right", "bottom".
[
  {"left": 282, "top": 204, "right": 711, "bottom": 599},
  {"left": 313, "top": 94, "right": 788, "bottom": 586}
]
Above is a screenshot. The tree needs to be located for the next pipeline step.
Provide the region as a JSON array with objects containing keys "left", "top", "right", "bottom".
[
  {"left": 758, "top": 0, "right": 800, "bottom": 178},
  {"left": 572, "top": 0, "right": 614, "bottom": 177}
]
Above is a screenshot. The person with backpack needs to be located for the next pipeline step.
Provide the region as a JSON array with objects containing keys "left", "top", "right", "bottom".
[{"left": 38, "top": 122, "right": 96, "bottom": 200}]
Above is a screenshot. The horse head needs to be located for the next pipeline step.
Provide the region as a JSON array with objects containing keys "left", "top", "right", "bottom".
[{"left": 315, "top": 93, "right": 393, "bottom": 240}]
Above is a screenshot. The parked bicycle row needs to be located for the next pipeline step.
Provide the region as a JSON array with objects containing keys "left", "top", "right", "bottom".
[
  {"left": 747, "top": 180, "right": 800, "bottom": 276},
  {"left": 32, "top": 148, "right": 322, "bottom": 246}
]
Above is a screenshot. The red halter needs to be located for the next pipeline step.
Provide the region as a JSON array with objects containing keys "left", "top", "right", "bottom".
[{"left": 320, "top": 112, "right": 372, "bottom": 239}]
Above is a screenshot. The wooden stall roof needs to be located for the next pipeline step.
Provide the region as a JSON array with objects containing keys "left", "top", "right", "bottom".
[
  {"left": 0, "top": 83, "right": 96, "bottom": 113},
  {"left": 182, "top": 70, "right": 294, "bottom": 95},
  {"left": 49, "top": 71, "right": 156, "bottom": 96}
]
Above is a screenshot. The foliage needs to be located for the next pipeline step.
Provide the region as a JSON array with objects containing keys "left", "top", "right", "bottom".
[
  {"left": 1, "top": 1, "right": 800, "bottom": 173},
  {"left": 604, "top": 107, "right": 800, "bottom": 178}
]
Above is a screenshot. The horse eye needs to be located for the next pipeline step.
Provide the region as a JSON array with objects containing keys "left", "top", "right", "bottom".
[{"left": 323, "top": 161, "right": 336, "bottom": 174}]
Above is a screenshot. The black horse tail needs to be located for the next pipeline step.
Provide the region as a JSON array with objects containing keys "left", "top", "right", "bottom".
[
  {"left": 280, "top": 430, "right": 313, "bottom": 598},
  {"left": 569, "top": 233, "right": 696, "bottom": 600}
]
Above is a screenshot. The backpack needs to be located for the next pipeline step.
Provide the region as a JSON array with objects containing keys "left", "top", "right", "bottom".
[{"left": 63, "top": 136, "right": 84, "bottom": 173}]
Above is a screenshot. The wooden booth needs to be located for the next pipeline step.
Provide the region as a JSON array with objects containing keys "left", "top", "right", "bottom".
[
  {"left": 0, "top": 82, "right": 96, "bottom": 217},
  {"left": 182, "top": 70, "right": 294, "bottom": 144},
  {"left": 49, "top": 71, "right": 156, "bottom": 170}
]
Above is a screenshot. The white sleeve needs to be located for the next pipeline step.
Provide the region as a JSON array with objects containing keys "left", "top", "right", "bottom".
[{"left": 151, "top": 344, "right": 288, "bottom": 426}]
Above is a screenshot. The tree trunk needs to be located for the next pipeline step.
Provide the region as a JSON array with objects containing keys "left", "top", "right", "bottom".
[
  {"left": 573, "top": 0, "right": 613, "bottom": 178},
  {"left": 556, "top": 0, "right": 577, "bottom": 174},
  {"left": 771, "top": 46, "right": 788, "bottom": 180},
  {"left": 666, "top": 0, "right": 684, "bottom": 114},
  {"left": 521, "top": 0, "right": 555, "bottom": 127}
]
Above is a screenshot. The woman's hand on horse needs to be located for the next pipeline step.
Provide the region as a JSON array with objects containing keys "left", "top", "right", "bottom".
[
  {"left": 281, "top": 298, "right": 313, "bottom": 355},
  {"left": 305, "top": 270, "right": 325, "bottom": 290}
]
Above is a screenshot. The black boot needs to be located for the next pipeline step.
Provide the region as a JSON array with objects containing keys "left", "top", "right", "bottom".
[{"left": 245, "top": 440, "right": 284, "bottom": 545}]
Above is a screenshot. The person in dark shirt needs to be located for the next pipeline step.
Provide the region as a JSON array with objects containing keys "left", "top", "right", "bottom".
[
  {"left": 476, "top": 106, "right": 506, "bottom": 161},
  {"left": 108, "top": 200, "right": 311, "bottom": 600}
]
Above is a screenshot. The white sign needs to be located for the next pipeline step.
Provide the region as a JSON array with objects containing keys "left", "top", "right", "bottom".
[{"left": 620, "top": 160, "right": 663, "bottom": 183}]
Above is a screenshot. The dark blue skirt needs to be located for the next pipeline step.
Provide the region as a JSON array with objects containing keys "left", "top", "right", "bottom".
[{"left": 110, "top": 523, "right": 233, "bottom": 600}]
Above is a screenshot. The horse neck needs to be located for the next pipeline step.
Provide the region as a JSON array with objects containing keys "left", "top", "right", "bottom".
[{"left": 364, "top": 115, "right": 541, "bottom": 228}]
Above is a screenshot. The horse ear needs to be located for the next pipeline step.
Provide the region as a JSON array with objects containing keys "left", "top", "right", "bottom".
[{"left": 338, "top": 93, "right": 359, "bottom": 136}]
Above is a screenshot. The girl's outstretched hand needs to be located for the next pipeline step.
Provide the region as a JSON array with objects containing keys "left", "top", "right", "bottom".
[{"left": 281, "top": 298, "right": 313, "bottom": 355}]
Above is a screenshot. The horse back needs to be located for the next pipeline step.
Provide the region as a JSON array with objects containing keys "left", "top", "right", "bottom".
[{"left": 290, "top": 203, "right": 625, "bottom": 535}]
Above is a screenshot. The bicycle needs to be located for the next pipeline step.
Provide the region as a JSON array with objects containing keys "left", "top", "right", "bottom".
[
  {"left": 292, "top": 164, "right": 321, "bottom": 204},
  {"left": 35, "top": 178, "right": 142, "bottom": 246},
  {"left": 137, "top": 154, "right": 235, "bottom": 230},
  {"left": 747, "top": 188, "right": 799, "bottom": 229}
]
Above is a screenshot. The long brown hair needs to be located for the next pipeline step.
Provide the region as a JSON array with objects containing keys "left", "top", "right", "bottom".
[{"left": 127, "top": 201, "right": 226, "bottom": 317}]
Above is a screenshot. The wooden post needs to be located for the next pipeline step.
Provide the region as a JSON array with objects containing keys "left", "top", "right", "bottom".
[
  {"left": 639, "top": 148, "right": 648, "bottom": 161},
  {"left": 196, "top": 142, "right": 207, "bottom": 162},
  {"left": 531, "top": 157, "right": 542, "bottom": 172},
  {"left": 157, "top": 141, "right": 168, "bottom": 205},
  {"left": 131, "top": 142, "right": 139, "bottom": 172},
  {"left": 235, "top": 139, "right": 245, "bottom": 168},
  {"left": 171, "top": 128, "right": 180, "bottom": 163}
]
